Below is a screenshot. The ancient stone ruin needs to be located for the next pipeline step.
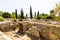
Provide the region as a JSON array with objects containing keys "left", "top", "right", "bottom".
[
  {"left": 0, "top": 21, "right": 18, "bottom": 31},
  {"left": 18, "top": 20, "right": 60, "bottom": 40},
  {"left": 0, "top": 20, "right": 60, "bottom": 40}
]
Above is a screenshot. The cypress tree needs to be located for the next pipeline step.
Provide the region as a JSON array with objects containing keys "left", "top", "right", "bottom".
[
  {"left": 37, "top": 11, "right": 39, "bottom": 17},
  {"left": 37, "top": 11, "right": 40, "bottom": 19},
  {"left": 30, "top": 6, "right": 33, "bottom": 19},
  {"left": 15, "top": 9, "right": 17, "bottom": 19},
  {"left": 20, "top": 8, "right": 24, "bottom": 19},
  {"left": 34, "top": 12, "right": 36, "bottom": 17},
  {"left": 26, "top": 14, "right": 28, "bottom": 18}
]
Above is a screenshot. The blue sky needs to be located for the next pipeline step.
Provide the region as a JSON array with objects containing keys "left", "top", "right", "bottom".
[{"left": 0, "top": 0, "right": 60, "bottom": 15}]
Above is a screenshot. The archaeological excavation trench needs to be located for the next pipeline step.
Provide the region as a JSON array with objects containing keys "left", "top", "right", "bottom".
[
  {"left": 18, "top": 21, "right": 60, "bottom": 40},
  {"left": 0, "top": 20, "right": 60, "bottom": 40}
]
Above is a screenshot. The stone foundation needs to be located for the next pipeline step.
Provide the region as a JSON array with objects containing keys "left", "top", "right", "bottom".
[
  {"left": 18, "top": 21, "right": 60, "bottom": 40},
  {"left": 0, "top": 21, "right": 18, "bottom": 32}
]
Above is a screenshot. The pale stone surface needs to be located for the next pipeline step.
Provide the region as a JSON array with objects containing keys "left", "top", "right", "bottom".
[
  {"left": 4, "top": 31, "right": 31, "bottom": 40},
  {"left": 18, "top": 20, "right": 60, "bottom": 40},
  {"left": 0, "top": 31, "right": 32, "bottom": 40},
  {"left": 0, "top": 21, "right": 17, "bottom": 32},
  {"left": 0, "top": 31, "right": 11, "bottom": 40},
  {"left": 0, "top": 20, "right": 60, "bottom": 40}
]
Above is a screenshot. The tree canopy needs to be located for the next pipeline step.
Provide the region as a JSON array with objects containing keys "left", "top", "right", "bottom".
[
  {"left": 2, "top": 12, "right": 11, "bottom": 18},
  {"left": 20, "top": 8, "right": 24, "bottom": 19},
  {"left": 30, "top": 6, "right": 33, "bottom": 19}
]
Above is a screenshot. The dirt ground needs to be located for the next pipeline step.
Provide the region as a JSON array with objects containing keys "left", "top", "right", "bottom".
[
  {"left": 3, "top": 31, "right": 31, "bottom": 40},
  {"left": 3, "top": 30, "right": 40, "bottom": 40},
  {"left": 2, "top": 26, "right": 40, "bottom": 40}
]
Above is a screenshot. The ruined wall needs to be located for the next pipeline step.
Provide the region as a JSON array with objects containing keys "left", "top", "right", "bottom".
[
  {"left": 0, "top": 20, "right": 60, "bottom": 40},
  {"left": 19, "top": 21, "right": 60, "bottom": 40},
  {"left": 0, "top": 22, "right": 18, "bottom": 32}
]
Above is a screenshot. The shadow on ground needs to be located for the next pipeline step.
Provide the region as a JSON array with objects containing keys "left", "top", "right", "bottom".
[
  {"left": 26, "top": 33, "right": 40, "bottom": 40},
  {"left": 16, "top": 31, "right": 40, "bottom": 40},
  {"left": 16, "top": 31, "right": 25, "bottom": 36}
]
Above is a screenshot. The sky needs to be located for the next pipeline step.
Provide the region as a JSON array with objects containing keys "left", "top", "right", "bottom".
[{"left": 0, "top": 0, "right": 60, "bottom": 16}]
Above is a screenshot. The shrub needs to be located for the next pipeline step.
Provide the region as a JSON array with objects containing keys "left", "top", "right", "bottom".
[
  {"left": 0, "top": 16, "right": 4, "bottom": 21},
  {"left": 17, "top": 15, "right": 20, "bottom": 19},
  {"left": 46, "top": 16, "right": 53, "bottom": 19},
  {"left": 53, "top": 17, "right": 60, "bottom": 22},
  {"left": 37, "top": 16, "right": 41, "bottom": 19},
  {"left": 11, "top": 13, "right": 16, "bottom": 19},
  {"left": 2, "top": 12, "right": 11, "bottom": 18},
  {"left": 12, "top": 19, "right": 17, "bottom": 22}
]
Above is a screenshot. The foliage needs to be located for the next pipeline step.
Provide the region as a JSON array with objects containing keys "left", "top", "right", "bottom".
[
  {"left": 30, "top": 6, "right": 33, "bottom": 19},
  {"left": 37, "top": 11, "right": 40, "bottom": 19},
  {"left": 17, "top": 15, "right": 21, "bottom": 19},
  {"left": 53, "top": 17, "right": 60, "bottom": 21},
  {"left": 34, "top": 12, "right": 36, "bottom": 17},
  {"left": 46, "top": 16, "right": 53, "bottom": 19},
  {"left": 39, "top": 13, "right": 48, "bottom": 19},
  {"left": 20, "top": 8, "right": 24, "bottom": 19},
  {"left": 15, "top": 9, "right": 17, "bottom": 18},
  {"left": 2, "top": 12, "right": 11, "bottom": 18},
  {"left": 37, "top": 16, "right": 41, "bottom": 19},
  {"left": 34, "top": 12, "right": 36, "bottom": 19},
  {"left": 11, "top": 12, "right": 20, "bottom": 19},
  {"left": 24, "top": 16, "right": 27, "bottom": 19},
  {"left": 0, "top": 16, "right": 4, "bottom": 21},
  {"left": 11, "top": 12, "right": 16, "bottom": 19},
  {"left": 50, "top": 4, "right": 60, "bottom": 17},
  {"left": 25, "top": 14, "right": 28, "bottom": 19},
  {"left": 12, "top": 19, "right": 17, "bottom": 22},
  {"left": 50, "top": 10, "right": 54, "bottom": 13},
  {"left": 0, "top": 11, "right": 3, "bottom": 16}
]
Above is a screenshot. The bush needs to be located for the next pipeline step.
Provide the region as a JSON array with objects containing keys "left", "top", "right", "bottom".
[
  {"left": 46, "top": 16, "right": 53, "bottom": 19},
  {"left": 37, "top": 16, "right": 41, "bottom": 19},
  {"left": 2, "top": 12, "right": 11, "bottom": 18},
  {"left": 39, "top": 13, "right": 48, "bottom": 19},
  {"left": 12, "top": 19, "right": 17, "bottom": 22},
  {"left": 53, "top": 17, "right": 60, "bottom": 21},
  {"left": 0, "top": 16, "right": 4, "bottom": 21},
  {"left": 11, "top": 13, "right": 16, "bottom": 19},
  {"left": 17, "top": 15, "right": 21, "bottom": 19}
]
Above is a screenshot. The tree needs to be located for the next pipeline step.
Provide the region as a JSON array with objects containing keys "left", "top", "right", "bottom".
[
  {"left": 59, "top": 12, "right": 60, "bottom": 16},
  {"left": 2, "top": 12, "right": 11, "bottom": 18},
  {"left": 20, "top": 8, "right": 24, "bottom": 19},
  {"left": 26, "top": 14, "right": 28, "bottom": 18},
  {"left": 0, "top": 11, "right": 3, "bottom": 16},
  {"left": 50, "top": 10, "right": 54, "bottom": 14},
  {"left": 39, "top": 13, "right": 48, "bottom": 19},
  {"left": 37, "top": 11, "right": 40, "bottom": 19},
  {"left": 15, "top": 9, "right": 17, "bottom": 19},
  {"left": 50, "top": 4, "right": 60, "bottom": 17},
  {"left": 50, "top": 10, "right": 55, "bottom": 17},
  {"left": 37, "top": 11, "right": 39, "bottom": 17},
  {"left": 34, "top": 12, "right": 36, "bottom": 17},
  {"left": 46, "top": 16, "right": 53, "bottom": 19},
  {"left": 11, "top": 12, "right": 16, "bottom": 19},
  {"left": 17, "top": 14, "right": 21, "bottom": 19},
  {"left": 30, "top": 6, "right": 33, "bottom": 19}
]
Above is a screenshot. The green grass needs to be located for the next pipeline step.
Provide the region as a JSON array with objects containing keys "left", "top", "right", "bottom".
[{"left": 0, "top": 16, "right": 4, "bottom": 21}]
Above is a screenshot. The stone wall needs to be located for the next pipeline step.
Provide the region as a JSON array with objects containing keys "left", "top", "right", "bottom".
[
  {"left": 0, "top": 21, "right": 18, "bottom": 32},
  {"left": 18, "top": 21, "right": 60, "bottom": 40},
  {"left": 0, "top": 20, "right": 60, "bottom": 40}
]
